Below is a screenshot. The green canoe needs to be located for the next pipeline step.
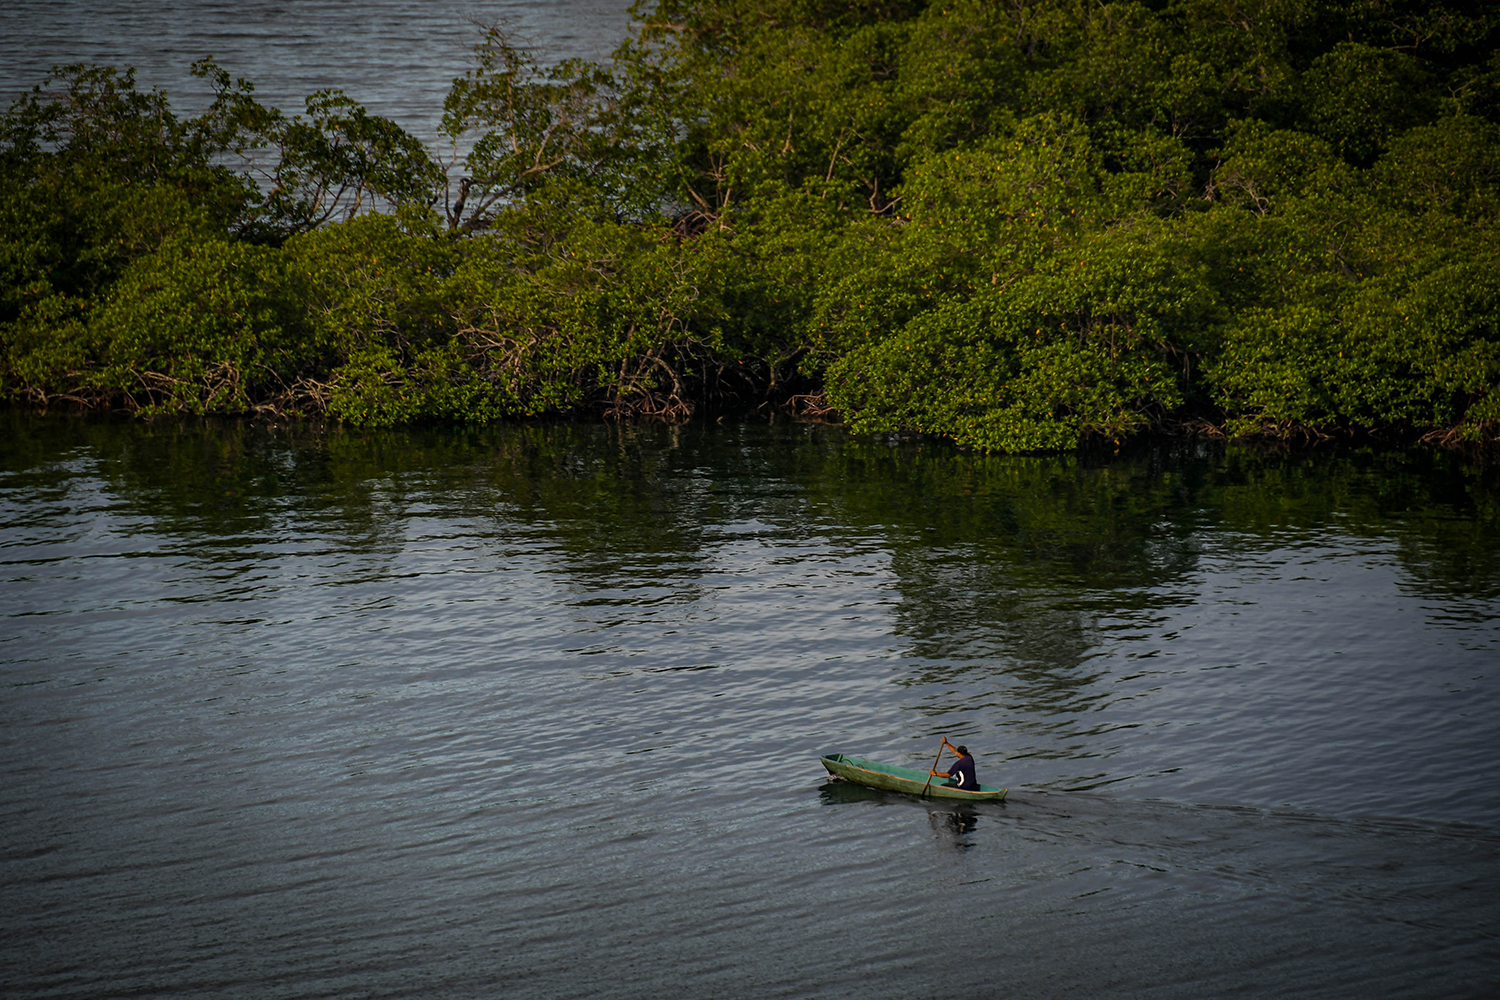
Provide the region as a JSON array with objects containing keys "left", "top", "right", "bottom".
[{"left": 819, "top": 753, "right": 1008, "bottom": 802}]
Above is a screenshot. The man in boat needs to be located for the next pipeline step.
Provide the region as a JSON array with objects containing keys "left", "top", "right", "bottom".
[{"left": 930, "top": 739, "right": 977, "bottom": 790}]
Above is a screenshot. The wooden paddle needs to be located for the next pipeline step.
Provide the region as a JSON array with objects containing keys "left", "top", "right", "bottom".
[{"left": 920, "top": 738, "right": 949, "bottom": 798}]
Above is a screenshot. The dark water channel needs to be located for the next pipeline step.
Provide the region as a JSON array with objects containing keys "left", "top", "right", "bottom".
[{"left": 2, "top": 413, "right": 1498, "bottom": 998}]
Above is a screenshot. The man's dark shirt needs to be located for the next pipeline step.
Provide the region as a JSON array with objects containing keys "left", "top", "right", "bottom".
[{"left": 947, "top": 754, "right": 977, "bottom": 789}]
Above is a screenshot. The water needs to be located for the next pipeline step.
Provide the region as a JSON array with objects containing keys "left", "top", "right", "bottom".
[
  {"left": 2, "top": 413, "right": 1498, "bottom": 998},
  {"left": 1, "top": 1, "right": 635, "bottom": 143},
  {"left": 8, "top": 6, "right": 1498, "bottom": 994}
]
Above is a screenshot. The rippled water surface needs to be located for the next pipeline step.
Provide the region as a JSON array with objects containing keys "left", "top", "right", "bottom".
[
  {"left": 2, "top": 1, "right": 633, "bottom": 142},
  {"left": 8, "top": 6, "right": 1498, "bottom": 996},
  {"left": 3, "top": 413, "right": 1499, "bottom": 998}
]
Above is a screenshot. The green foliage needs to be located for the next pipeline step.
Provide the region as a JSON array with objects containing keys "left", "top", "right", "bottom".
[
  {"left": 3, "top": 1, "right": 1498, "bottom": 451},
  {"left": 1373, "top": 114, "right": 1500, "bottom": 221},
  {"left": 1301, "top": 43, "right": 1436, "bottom": 164},
  {"left": 83, "top": 235, "right": 307, "bottom": 414},
  {"left": 0, "top": 60, "right": 444, "bottom": 410},
  {"left": 190, "top": 59, "right": 443, "bottom": 240},
  {"left": 0, "top": 64, "right": 251, "bottom": 310},
  {"left": 1212, "top": 253, "right": 1500, "bottom": 439},
  {"left": 278, "top": 194, "right": 748, "bottom": 426},
  {"left": 826, "top": 220, "right": 1191, "bottom": 451},
  {"left": 440, "top": 26, "right": 637, "bottom": 228},
  {"left": 0, "top": 64, "right": 254, "bottom": 404}
]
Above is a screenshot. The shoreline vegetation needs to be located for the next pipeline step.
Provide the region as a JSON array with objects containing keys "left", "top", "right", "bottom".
[{"left": 3, "top": 0, "right": 1498, "bottom": 453}]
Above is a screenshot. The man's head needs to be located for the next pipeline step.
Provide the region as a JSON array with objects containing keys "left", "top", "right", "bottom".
[{"left": 955, "top": 745, "right": 969, "bottom": 756}]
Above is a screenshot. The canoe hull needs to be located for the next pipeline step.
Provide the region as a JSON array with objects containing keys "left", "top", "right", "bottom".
[{"left": 819, "top": 753, "right": 1007, "bottom": 802}]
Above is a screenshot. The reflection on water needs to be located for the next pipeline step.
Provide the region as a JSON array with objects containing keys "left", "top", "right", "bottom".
[
  {"left": 818, "top": 782, "right": 984, "bottom": 851},
  {"left": 818, "top": 780, "right": 891, "bottom": 806},
  {"left": 4, "top": 412, "right": 1499, "bottom": 817},
  {"left": 2, "top": 412, "right": 1499, "bottom": 998},
  {"left": 928, "top": 804, "right": 980, "bottom": 845}
]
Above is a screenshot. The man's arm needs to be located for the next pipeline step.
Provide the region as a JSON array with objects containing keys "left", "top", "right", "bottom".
[{"left": 931, "top": 737, "right": 961, "bottom": 775}]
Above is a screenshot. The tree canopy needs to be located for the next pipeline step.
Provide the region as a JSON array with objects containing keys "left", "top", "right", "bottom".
[{"left": 3, "top": 0, "right": 1498, "bottom": 449}]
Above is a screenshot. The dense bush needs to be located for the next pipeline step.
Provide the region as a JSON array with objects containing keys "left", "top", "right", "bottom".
[{"left": 3, "top": 1, "right": 1498, "bottom": 448}]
